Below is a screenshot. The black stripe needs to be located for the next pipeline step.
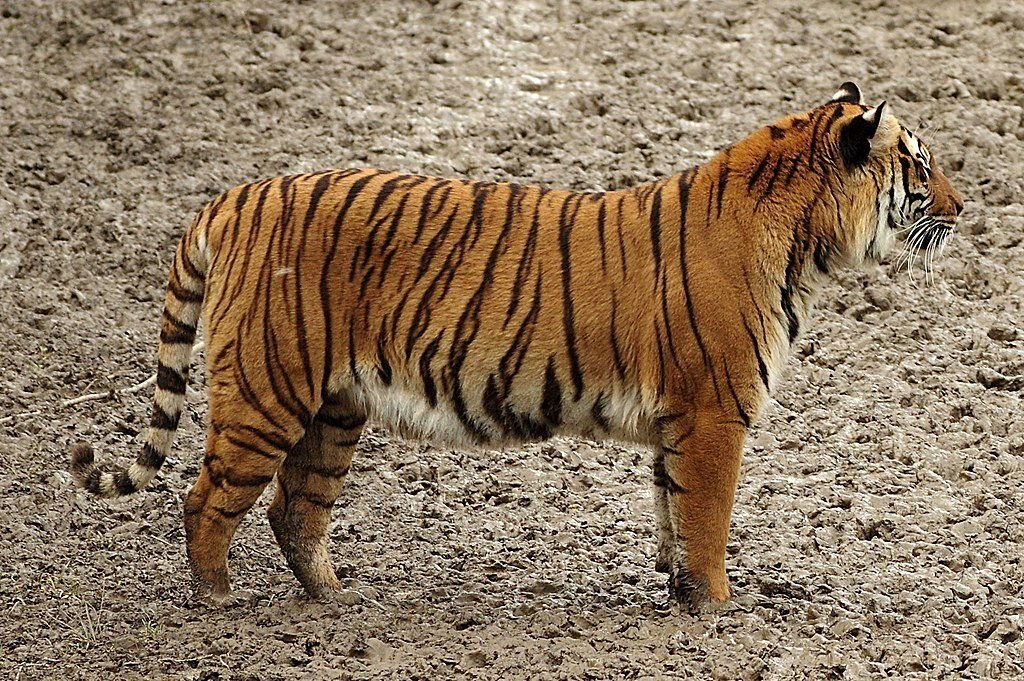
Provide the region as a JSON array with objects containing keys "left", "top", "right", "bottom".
[
  {"left": 806, "top": 109, "right": 827, "bottom": 169},
  {"left": 466, "top": 181, "right": 492, "bottom": 249},
  {"left": 429, "top": 183, "right": 454, "bottom": 219},
  {"left": 503, "top": 189, "right": 543, "bottom": 327},
  {"left": 822, "top": 104, "right": 846, "bottom": 138},
  {"left": 294, "top": 493, "right": 334, "bottom": 510},
  {"left": 419, "top": 332, "right": 443, "bottom": 407},
  {"left": 113, "top": 471, "right": 137, "bottom": 495},
  {"left": 159, "top": 327, "right": 194, "bottom": 345},
  {"left": 375, "top": 321, "right": 393, "bottom": 386},
  {"left": 161, "top": 310, "right": 195, "bottom": 333},
  {"left": 248, "top": 202, "right": 305, "bottom": 423},
  {"left": 557, "top": 194, "right": 586, "bottom": 400},
  {"left": 367, "top": 177, "right": 430, "bottom": 269},
  {"left": 84, "top": 470, "right": 104, "bottom": 495},
  {"left": 228, "top": 342, "right": 290, "bottom": 436},
  {"left": 756, "top": 155, "right": 786, "bottom": 209},
  {"left": 715, "top": 152, "right": 730, "bottom": 219},
  {"left": 741, "top": 262, "right": 771, "bottom": 344},
  {"left": 234, "top": 423, "right": 292, "bottom": 452},
  {"left": 376, "top": 223, "right": 407, "bottom": 286},
  {"left": 411, "top": 181, "right": 448, "bottom": 246},
  {"left": 889, "top": 157, "right": 898, "bottom": 213},
  {"left": 649, "top": 184, "right": 663, "bottom": 277},
  {"left": 167, "top": 280, "right": 202, "bottom": 303},
  {"left": 780, "top": 250, "right": 801, "bottom": 343},
  {"left": 615, "top": 195, "right": 628, "bottom": 277},
  {"left": 782, "top": 156, "right": 802, "bottom": 187},
  {"left": 138, "top": 442, "right": 166, "bottom": 469},
  {"left": 541, "top": 356, "right": 562, "bottom": 427},
  {"left": 654, "top": 323, "right": 667, "bottom": 396},
  {"left": 156, "top": 362, "right": 187, "bottom": 394},
  {"left": 178, "top": 249, "right": 204, "bottom": 282},
  {"left": 363, "top": 175, "right": 405, "bottom": 233},
  {"left": 723, "top": 362, "right": 751, "bottom": 427},
  {"left": 203, "top": 190, "right": 231, "bottom": 223},
  {"left": 160, "top": 311, "right": 196, "bottom": 344},
  {"left": 150, "top": 406, "right": 180, "bottom": 430},
  {"left": 596, "top": 200, "right": 608, "bottom": 274},
  {"left": 652, "top": 454, "right": 688, "bottom": 495},
  {"left": 260, "top": 243, "right": 311, "bottom": 427},
  {"left": 263, "top": 300, "right": 311, "bottom": 428},
  {"left": 609, "top": 292, "right": 628, "bottom": 381},
  {"left": 813, "top": 238, "right": 831, "bottom": 274},
  {"left": 413, "top": 204, "right": 459, "bottom": 283},
  {"left": 486, "top": 272, "right": 545, "bottom": 438},
  {"left": 316, "top": 411, "right": 367, "bottom": 431},
  {"left": 678, "top": 172, "right": 719, "bottom": 397},
  {"left": 591, "top": 393, "right": 610, "bottom": 431},
  {"left": 748, "top": 154, "right": 771, "bottom": 190},
  {"left": 445, "top": 185, "right": 523, "bottom": 445},
  {"left": 211, "top": 505, "right": 248, "bottom": 518},
  {"left": 302, "top": 462, "right": 352, "bottom": 478},
  {"left": 222, "top": 432, "right": 283, "bottom": 462},
  {"left": 659, "top": 273, "right": 682, "bottom": 370},
  {"left": 741, "top": 315, "right": 770, "bottom": 392},
  {"left": 348, "top": 315, "right": 360, "bottom": 384},
  {"left": 208, "top": 179, "right": 274, "bottom": 332}
]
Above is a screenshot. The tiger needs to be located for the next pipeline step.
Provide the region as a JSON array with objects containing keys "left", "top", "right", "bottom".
[{"left": 70, "top": 81, "right": 963, "bottom": 610}]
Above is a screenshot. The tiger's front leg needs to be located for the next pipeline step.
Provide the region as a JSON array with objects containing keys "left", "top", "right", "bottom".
[
  {"left": 651, "top": 455, "right": 676, "bottom": 575},
  {"left": 657, "top": 411, "right": 746, "bottom": 609}
]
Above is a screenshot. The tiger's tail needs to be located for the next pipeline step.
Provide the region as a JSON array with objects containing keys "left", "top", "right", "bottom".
[{"left": 71, "top": 216, "right": 209, "bottom": 498}]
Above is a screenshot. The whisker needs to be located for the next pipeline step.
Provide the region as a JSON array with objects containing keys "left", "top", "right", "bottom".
[
  {"left": 891, "top": 214, "right": 957, "bottom": 284},
  {"left": 902, "top": 220, "right": 936, "bottom": 283},
  {"left": 925, "top": 242, "right": 937, "bottom": 285},
  {"left": 937, "top": 231, "right": 952, "bottom": 257}
]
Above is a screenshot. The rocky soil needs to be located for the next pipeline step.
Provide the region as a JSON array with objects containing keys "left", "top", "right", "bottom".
[{"left": 1, "top": 0, "right": 1022, "bottom": 678}]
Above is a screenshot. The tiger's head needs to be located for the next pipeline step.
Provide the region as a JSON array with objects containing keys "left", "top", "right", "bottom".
[{"left": 823, "top": 81, "right": 964, "bottom": 274}]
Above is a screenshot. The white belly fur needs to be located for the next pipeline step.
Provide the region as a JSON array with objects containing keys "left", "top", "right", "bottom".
[{"left": 339, "top": 364, "right": 659, "bottom": 449}]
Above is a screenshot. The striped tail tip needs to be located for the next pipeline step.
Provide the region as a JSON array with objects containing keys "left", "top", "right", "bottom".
[
  {"left": 69, "top": 441, "right": 144, "bottom": 498},
  {"left": 70, "top": 441, "right": 96, "bottom": 483}
]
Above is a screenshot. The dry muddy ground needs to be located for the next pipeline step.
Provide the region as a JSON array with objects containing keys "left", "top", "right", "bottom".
[{"left": 2, "top": 0, "right": 1024, "bottom": 678}]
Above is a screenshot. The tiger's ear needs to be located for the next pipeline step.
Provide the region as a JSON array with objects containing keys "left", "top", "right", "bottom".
[
  {"left": 839, "top": 101, "right": 890, "bottom": 167},
  {"left": 829, "top": 81, "right": 863, "bottom": 105}
]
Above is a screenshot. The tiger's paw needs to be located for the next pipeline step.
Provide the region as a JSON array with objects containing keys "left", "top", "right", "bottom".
[
  {"left": 667, "top": 567, "right": 710, "bottom": 611},
  {"left": 302, "top": 578, "right": 343, "bottom": 603},
  {"left": 190, "top": 574, "right": 254, "bottom": 609},
  {"left": 667, "top": 565, "right": 730, "bottom": 612},
  {"left": 197, "top": 587, "right": 256, "bottom": 609}
]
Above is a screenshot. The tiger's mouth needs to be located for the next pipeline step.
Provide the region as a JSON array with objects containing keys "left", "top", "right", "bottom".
[{"left": 889, "top": 213, "right": 956, "bottom": 280}]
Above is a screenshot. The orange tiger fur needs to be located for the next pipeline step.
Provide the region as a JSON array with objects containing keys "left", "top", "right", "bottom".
[{"left": 71, "top": 82, "right": 963, "bottom": 608}]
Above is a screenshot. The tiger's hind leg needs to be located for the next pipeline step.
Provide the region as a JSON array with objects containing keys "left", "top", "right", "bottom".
[
  {"left": 183, "top": 415, "right": 300, "bottom": 601},
  {"left": 267, "top": 394, "right": 366, "bottom": 599}
]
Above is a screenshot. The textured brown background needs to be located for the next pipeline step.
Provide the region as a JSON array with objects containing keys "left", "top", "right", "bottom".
[{"left": 1, "top": 0, "right": 1023, "bottom": 678}]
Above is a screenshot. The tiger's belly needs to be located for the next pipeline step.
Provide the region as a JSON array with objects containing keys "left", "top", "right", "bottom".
[{"left": 344, "top": 365, "right": 658, "bottom": 450}]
